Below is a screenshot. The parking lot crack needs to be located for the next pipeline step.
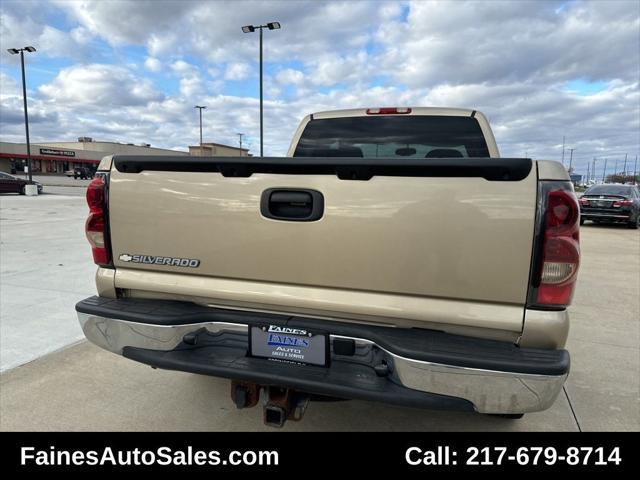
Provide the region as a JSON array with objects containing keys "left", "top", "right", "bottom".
[{"left": 563, "top": 386, "right": 582, "bottom": 432}]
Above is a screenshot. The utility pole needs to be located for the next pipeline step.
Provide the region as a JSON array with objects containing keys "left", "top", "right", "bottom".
[
  {"left": 592, "top": 158, "right": 596, "bottom": 183},
  {"left": 623, "top": 153, "right": 628, "bottom": 180},
  {"left": 602, "top": 158, "right": 607, "bottom": 183},
  {"left": 194, "top": 105, "right": 206, "bottom": 154},
  {"left": 586, "top": 162, "right": 590, "bottom": 184},
  {"left": 634, "top": 155, "right": 638, "bottom": 185},
  {"left": 614, "top": 158, "right": 618, "bottom": 181},
  {"left": 568, "top": 148, "right": 575, "bottom": 174},
  {"left": 561, "top": 136, "right": 565, "bottom": 166},
  {"left": 237, "top": 133, "right": 245, "bottom": 156}
]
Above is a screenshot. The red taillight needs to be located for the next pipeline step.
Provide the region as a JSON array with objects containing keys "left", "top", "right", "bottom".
[
  {"left": 613, "top": 199, "right": 633, "bottom": 207},
  {"left": 532, "top": 184, "right": 580, "bottom": 307},
  {"left": 546, "top": 190, "right": 579, "bottom": 231},
  {"left": 366, "top": 107, "right": 412, "bottom": 115},
  {"left": 85, "top": 176, "right": 110, "bottom": 266}
]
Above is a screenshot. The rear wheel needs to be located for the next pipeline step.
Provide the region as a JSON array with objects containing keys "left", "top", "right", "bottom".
[
  {"left": 628, "top": 215, "right": 639, "bottom": 229},
  {"left": 19, "top": 186, "right": 25, "bottom": 195},
  {"left": 579, "top": 217, "right": 585, "bottom": 225}
]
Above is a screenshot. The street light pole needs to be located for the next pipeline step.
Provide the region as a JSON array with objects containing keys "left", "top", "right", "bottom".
[
  {"left": 561, "top": 135, "right": 565, "bottom": 166},
  {"left": 602, "top": 158, "right": 607, "bottom": 183},
  {"left": 7, "top": 46, "right": 36, "bottom": 182},
  {"left": 237, "top": 133, "right": 244, "bottom": 156},
  {"left": 194, "top": 105, "right": 206, "bottom": 154},
  {"left": 242, "top": 22, "right": 281, "bottom": 157},
  {"left": 259, "top": 26, "right": 263, "bottom": 157},
  {"left": 568, "top": 148, "right": 575, "bottom": 174}
]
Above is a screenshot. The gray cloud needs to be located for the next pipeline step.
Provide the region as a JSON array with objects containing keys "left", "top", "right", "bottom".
[
  {"left": 55, "top": 0, "right": 394, "bottom": 62},
  {"left": 38, "top": 64, "right": 164, "bottom": 106},
  {"left": 1, "top": 4, "right": 98, "bottom": 62},
  {"left": 0, "top": 0, "right": 638, "bottom": 178},
  {"left": 377, "top": 0, "right": 640, "bottom": 87}
]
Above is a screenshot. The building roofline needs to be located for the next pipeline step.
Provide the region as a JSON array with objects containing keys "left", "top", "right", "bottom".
[
  {"left": 34, "top": 140, "right": 188, "bottom": 154},
  {"left": 190, "top": 142, "right": 249, "bottom": 151}
]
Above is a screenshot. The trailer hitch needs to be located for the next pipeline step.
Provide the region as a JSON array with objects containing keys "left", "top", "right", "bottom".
[
  {"left": 230, "top": 381, "right": 310, "bottom": 427},
  {"left": 262, "top": 386, "right": 310, "bottom": 428}
]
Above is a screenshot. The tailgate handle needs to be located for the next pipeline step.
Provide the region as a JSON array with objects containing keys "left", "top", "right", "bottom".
[{"left": 261, "top": 188, "right": 324, "bottom": 222}]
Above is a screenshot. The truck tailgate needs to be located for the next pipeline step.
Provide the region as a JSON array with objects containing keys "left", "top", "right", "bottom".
[{"left": 107, "top": 157, "right": 537, "bottom": 332}]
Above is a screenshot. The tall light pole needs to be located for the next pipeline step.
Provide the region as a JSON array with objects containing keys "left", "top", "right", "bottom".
[
  {"left": 237, "top": 133, "right": 245, "bottom": 156},
  {"left": 194, "top": 105, "right": 206, "bottom": 154},
  {"left": 242, "top": 21, "right": 281, "bottom": 157},
  {"left": 623, "top": 153, "right": 628, "bottom": 179},
  {"left": 7, "top": 46, "right": 36, "bottom": 182},
  {"left": 602, "top": 158, "right": 607, "bottom": 183},
  {"left": 561, "top": 135, "right": 565, "bottom": 166},
  {"left": 634, "top": 155, "right": 638, "bottom": 185},
  {"left": 568, "top": 148, "right": 575, "bottom": 174}
]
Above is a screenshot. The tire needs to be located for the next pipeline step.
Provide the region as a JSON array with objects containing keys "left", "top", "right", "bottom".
[
  {"left": 488, "top": 413, "right": 525, "bottom": 420},
  {"left": 579, "top": 217, "right": 585, "bottom": 226},
  {"left": 628, "top": 215, "right": 639, "bottom": 230},
  {"left": 19, "top": 186, "right": 25, "bottom": 195}
]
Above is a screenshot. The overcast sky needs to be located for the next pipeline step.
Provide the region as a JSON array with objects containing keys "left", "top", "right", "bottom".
[{"left": 1, "top": 0, "right": 638, "bottom": 176}]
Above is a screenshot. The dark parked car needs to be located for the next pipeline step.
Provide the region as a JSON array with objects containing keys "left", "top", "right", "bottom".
[
  {"left": 579, "top": 184, "right": 640, "bottom": 229},
  {"left": 0, "top": 172, "right": 43, "bottom": 194},
  {"left": 73, "top": 167, "right": 94, "bottom": 180}
]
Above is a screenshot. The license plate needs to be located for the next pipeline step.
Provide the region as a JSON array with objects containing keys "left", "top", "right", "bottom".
[
  {"left": 595, "top": 200, "right": 611, "bottom": 207},
  {"left": 250, "top": 325, "right": 328, "bottom": 366}
]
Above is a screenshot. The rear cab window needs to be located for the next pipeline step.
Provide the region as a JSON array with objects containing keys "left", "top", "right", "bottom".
[{"left": 293, "top": 115, "right": 490, "bottom": 158}]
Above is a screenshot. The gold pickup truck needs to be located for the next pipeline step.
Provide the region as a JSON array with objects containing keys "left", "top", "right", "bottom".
[{"left": 76, "top": 107, "right": 579, "bottom": 427}]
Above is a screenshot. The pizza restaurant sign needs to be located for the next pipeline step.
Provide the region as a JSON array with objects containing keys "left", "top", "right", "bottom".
[{"left": 39, "top": 148, "right": 76, "bottom": 157}]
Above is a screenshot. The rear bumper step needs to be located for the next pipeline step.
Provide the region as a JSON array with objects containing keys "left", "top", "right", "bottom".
[{"left": 76, "top": 296, "right": 569, "bottom": 414}]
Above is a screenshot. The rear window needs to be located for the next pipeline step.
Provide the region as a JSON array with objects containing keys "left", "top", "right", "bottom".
[
  {"left": 293, "top": 115, "right": 490, "bottom": 158},
  {"left": 584, "top": 185, "right": 635, "bottom": 197}
]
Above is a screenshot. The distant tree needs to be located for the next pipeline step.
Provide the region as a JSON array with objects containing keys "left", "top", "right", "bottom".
[{"left": 606, "top": 173, "right": 639, "bottom": 184}]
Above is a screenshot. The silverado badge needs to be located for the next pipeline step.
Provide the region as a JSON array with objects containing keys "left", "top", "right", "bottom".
[{"left": 118, "top": 254, "right": 200, "bottom": 268}]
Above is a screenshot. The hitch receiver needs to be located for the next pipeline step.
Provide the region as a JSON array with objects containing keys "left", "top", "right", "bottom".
[
  {"left": 229, "top": 381, "right": 310, "bottom": 427},
  {"left": 262, "top": 386, "right": 310, "bottom": 428}
]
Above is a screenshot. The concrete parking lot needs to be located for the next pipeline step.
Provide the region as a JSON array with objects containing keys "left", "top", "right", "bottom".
[
  {"left": 31, "top": 174, "right": 92, "bottom": 188},
  {"left": 0, "top": 187, "right": 638, "bottom": 431}
]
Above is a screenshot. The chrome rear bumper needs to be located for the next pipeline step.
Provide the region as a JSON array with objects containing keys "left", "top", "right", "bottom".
[{"left": 78, "top": 312, "right": 568, "bottom": 414}]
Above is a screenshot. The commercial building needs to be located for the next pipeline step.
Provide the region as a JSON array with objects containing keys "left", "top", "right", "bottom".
[
  {"left": 0, "top": 138, "right": 250, "bottom": 174},
  {"left": 0, "top": 138, "right": 188, "bottom": 174},
  {"left": 189, "top": 142, "right": 250, "bottom": 157}
]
